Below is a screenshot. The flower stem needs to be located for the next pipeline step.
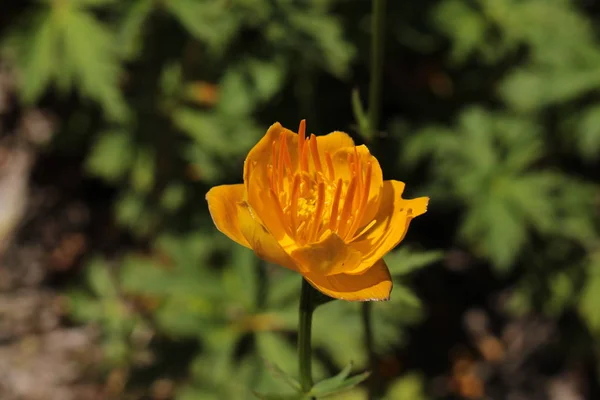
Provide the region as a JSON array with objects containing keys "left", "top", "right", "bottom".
[
  {"left": 362, "top": 302, "right": 379, "bottom": 399},
  {"left": 298, "top": 278, "right": 315, "bottom": 394},
  {"left": 368, "top": 0, "right": 387, "bottom": 139}
]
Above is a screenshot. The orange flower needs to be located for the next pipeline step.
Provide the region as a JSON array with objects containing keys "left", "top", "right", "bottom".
[{"left": 206, "top": 121, "right": 428, "bottom": 301}]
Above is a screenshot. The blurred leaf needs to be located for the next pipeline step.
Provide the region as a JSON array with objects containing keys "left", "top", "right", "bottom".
[
  {"left": 7, "top": 0, "right": 128, "bottom": 120},
  {"left": 118, "top": 0, "right": 154, "bottom": 60},
  {"left": 87, "top": 258, "right": 118, "bottom": 298},
  {"left": 384, "top": 373, "right": 429, "bottom": 400},
  {"left": 384, "top": 247, "right": 443, "bottom": 277},
  {"left": 310, "top": 371, "right": 370, "bottom": 398},
  {"left": 130, "top": 147, "right": 156, "bottom": 193},
  {"left": 259, "top": 357, "right": 302, "bottom": 393},
  {"left": 86, "top": 129, "right": 135, "bottom": 182},
  {"left": 579, "top": 256, "right": 600, "bottom": 334}
]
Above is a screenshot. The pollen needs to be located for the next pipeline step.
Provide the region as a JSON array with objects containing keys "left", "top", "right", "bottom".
[{"left": 266, "top": 120, "right": 373, "bottom": 245}]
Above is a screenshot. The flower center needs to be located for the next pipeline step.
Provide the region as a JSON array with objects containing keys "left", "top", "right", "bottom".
[{"left": 266, "top": 121, "right": 373, "bottom": 245}]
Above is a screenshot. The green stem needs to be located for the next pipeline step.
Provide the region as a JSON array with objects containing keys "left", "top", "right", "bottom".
[
  {"left": 368, "top": 0, "right": 386, "bottom": 139},
  {"left": 362, "top": 302, "right": 378, "bottom": 399},
  {"left": 298, "top": 278, "right": 315, "bottom": 394}
]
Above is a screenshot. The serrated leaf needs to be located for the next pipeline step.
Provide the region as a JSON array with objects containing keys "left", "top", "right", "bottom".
[
  {"left": 310, "top": 372, "right": 370, "bottom": 397},
  {"left": 309, "top": 363, "right": 353, "bottom": 394}
]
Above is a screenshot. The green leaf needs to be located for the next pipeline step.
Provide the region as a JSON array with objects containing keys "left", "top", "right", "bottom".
[
  {"left": 579, "top": 257, "right": 600, "bottom": 334},
  {"left": 118, "top": 0, "right": 155, "bottom": 60},
  {"left": 11, "top": 8, "right": 58, "bottom": 103},
  {"left": 130, "top": 147, "right": 155, "bottom": 193},
  {"left": 85, "top": 130, "right": 134, "bottom": 182},
  {"left": 86, "top": 258, "right": 118, "bottom": 298},
  {"left": 259, "top": 357, "right": 302, "bottom": 393},
  {"left": 310, "top": 371, "right": 370, "bottom": 397},
  {"left": 309, "top": 363, "right": 353, "bottom": 394},
  {"left": 384, "top": 247, "right": 443, "bottom": 277}
]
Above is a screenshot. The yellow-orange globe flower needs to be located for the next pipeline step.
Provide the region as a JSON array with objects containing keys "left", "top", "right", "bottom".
[{"left": 206, "top": 121, "right": 428, "bottom": 301}]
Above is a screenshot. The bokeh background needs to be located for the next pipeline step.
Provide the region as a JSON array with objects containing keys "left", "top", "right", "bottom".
[{"left": 1, "top": 0, "right": 600, "bottom": 399}]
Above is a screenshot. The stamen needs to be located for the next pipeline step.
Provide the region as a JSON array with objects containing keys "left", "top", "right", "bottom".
[
  {"left": 270, "top": 189, "right": 293, "bottom": 237},
  {"left": 309, "top": 182, "right": 326, "bottom": 242},
  {"left": 354, "top": 148, "right": 363, "bottom": 196},
  {"left": 346, "top": 161, "right": 372, "bottom": 239},
  {"left": 325, "top": 152, "right": 335, "bottom": 180},
  {"left": 289, "top": 174, "right": 301, "bottom": 230},
  {"left": 277, "top": 135, "right": 286, "bottom": 191},
  {"left": 271, "top": 140, "right": 278, "bottom": 192},
  {"left": 298, "top": 120, "right": 308, "bottom": 171},
  {"left": 309, "top": 134, "right": 323, "bottom": 173},
  {"left": 329, "top": 178, "right": 343, "bottom": 230},
  {"left": 300, "top": 138, "right": 309, "bottom": 172},
  {"left": 280, "top": 133, "right": 292, "bottom": 171},
  {"left": 337, "top": 178, "right": 357, "bottom": 237},
  {"left": 349, "top": 219, "right": 377, "bottom": 242}
]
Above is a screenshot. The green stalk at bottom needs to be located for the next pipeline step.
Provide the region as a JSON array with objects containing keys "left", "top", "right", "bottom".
[{"left": 298, "top": 278, "right": 315, "bottom": 394}]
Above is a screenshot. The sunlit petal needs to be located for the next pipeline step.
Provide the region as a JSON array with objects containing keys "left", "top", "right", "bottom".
[
  {"left": 330, "top": 145, "right": 383, "bottom": 228},
  {"left": 348, "top": 180, "right": 429, "bottom": 274},
  {"left": 291, "top": 232, "right": 363, "bottom": 276},
  {"left": 303, "top": 258, "right": 392, "bottom": 301},
  {"left": 237, "top": 201, "right": 299, "bottom": 272},
  {"left": 206, "top": 184, "right": 250, "bottom": 248}
]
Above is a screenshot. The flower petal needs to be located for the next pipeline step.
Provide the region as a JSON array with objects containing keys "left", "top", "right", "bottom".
[
  {"left": 206, "top": 184, "right": 250, "bottom": 248},
  {"left": 243, "top": 123, "right": 299, "bottom": 240},
  {"left": 314, "top": 131, "right": 355, "bottom": 165},
  {"left": 237, "top": 201, "right": 299, "bottom": 272},
  {"left": 303, "top": 258, "right": 392, "bottom": 301},
  {"left": 291, "top": 232, "right": 363, "bottom": 276},
  {"left": 348, "top": 180, "right": 429, "bottom": 274},
  {"left": 330, "top": 145, "right": 384, "bottom": 228}
]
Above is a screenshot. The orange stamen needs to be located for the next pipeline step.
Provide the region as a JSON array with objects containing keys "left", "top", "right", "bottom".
[
  {"left": 346, "top": 161, "right": 372, "bottom": 239},
  {"left": 309, "top": 134, "right": 323, "bottom": 173},
  {"left": 354, "top": 148, "right": 363, "bottom": 195},
  {"left": 325, "top": 152, "right": 335, "bottom": 180},
  {"left": 349, "top": 219, "right": 377, "bottom": 242},
  {"left": 290, "top": 174, "right": 301, "bottom": 230},
  {"left": 277, "top": 135, "right": 286, "bottom": 191},
  {"left": 337, "top": 178, "right": 357, "bottom": 237},
  {"left": 309, "top": 182, "right": 326, "bottom": 242},
  {"left": 270, "top": 189, "right": 293, "bottom": 237},
  {"left": 298, "top": 120, "right": 307, "bottom": 171},
  {"left": 280, "top": 133, "right": 292, "bottom": 171},
  {"left": 329, "top": 178, "right": 343, "bottom": 230},
  {"left": 271, "top": 140, "right": 279, "bottom": 192},
  {"left": 301, "top": 138, "right": 309, "bottom": 172}
]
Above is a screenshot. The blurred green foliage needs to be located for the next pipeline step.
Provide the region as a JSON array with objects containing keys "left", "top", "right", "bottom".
[{"left": 5, "top": 0, "right": 600, "bottom": 398}]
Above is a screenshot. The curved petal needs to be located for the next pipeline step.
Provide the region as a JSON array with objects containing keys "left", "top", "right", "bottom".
[
  {"left": 330, "top": 145, "right": 384, "bottom": 228},
  {"left": 237, "top": 201, "right": 299, "bottom": 272},
  {"left": 244, "top": 123, "right": 299, "bottom": 240},
  {"left": 348, "top": 180, "right": 428, "bottom": 274},
  {"left": 206, "top": 184, "right": 250, "bottom": 248},
  {"left": 303, "top": 258, "right": 392, "bottom": 301},
  {"left": 291, "top": 232, "right": 362, "bottom": 276},
  {"left": 243, "top": 122, "right": 300, "bottom": 184},
  {"left": 313, "top": 131, "right": 355, "bottom": 170}
]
